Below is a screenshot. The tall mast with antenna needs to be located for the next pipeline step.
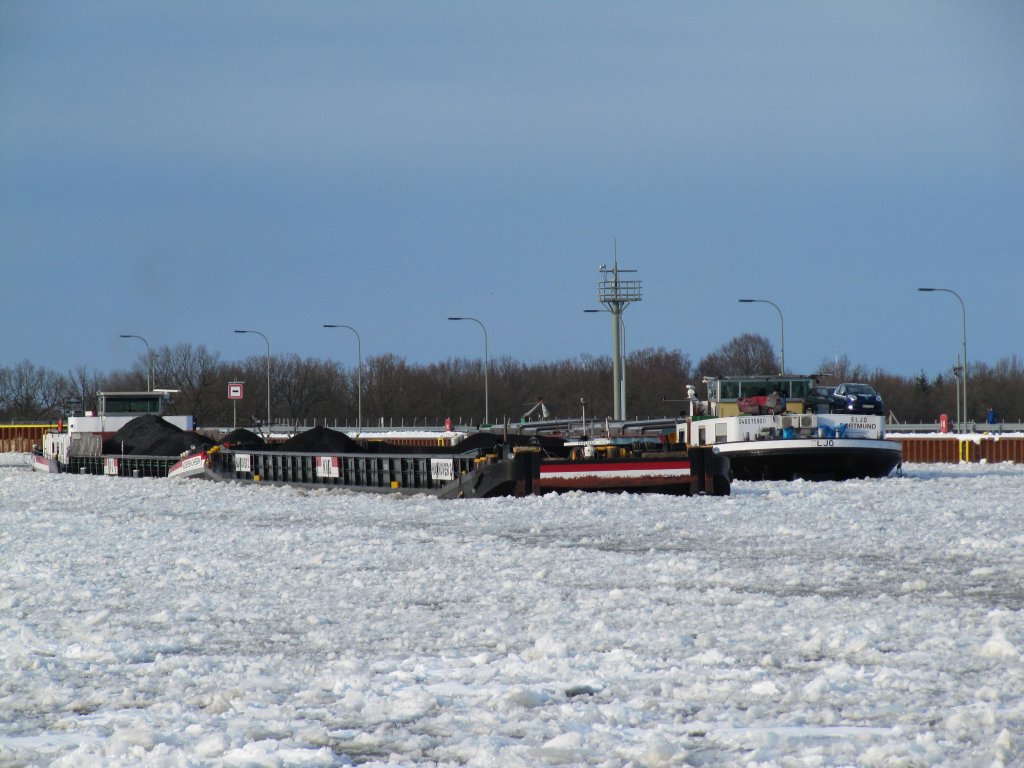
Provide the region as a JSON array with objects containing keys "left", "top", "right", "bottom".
[{"left": 597, "top": 241, "right": 641, "bottom": 420}]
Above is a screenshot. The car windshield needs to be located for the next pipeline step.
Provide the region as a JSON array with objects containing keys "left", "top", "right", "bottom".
[{"left": 845, "top": 384, "right": 876, "bottom": 395}]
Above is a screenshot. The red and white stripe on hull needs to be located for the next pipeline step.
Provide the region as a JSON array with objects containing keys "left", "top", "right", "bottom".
[
  {"left": 539, "top": 459, "right": 691, "bottom": 480},
  {"left": 537, "top": 459, "right": 694, "bottom": 494},
  {"left": 31, "top": 453, "right": 59, "bottom": 473}
]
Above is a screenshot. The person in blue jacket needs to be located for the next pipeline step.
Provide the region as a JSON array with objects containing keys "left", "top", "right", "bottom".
[{"left": 986, "top": 406, "right": 998, "bottom": 424}]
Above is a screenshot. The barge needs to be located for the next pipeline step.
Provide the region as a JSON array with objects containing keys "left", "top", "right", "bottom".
[
  {"left": 33, "top": 391, "right": 199, "bottom": 475},
  {"left": 168, "top": 441, "right": 542, "bottom": 499},
  {"left": 34, "top": 393, "right": 731, "bottom": 496},
  {"left": 535, "top": 435, "right": 729, "bottom": 495},
  {"left": 169, "top": 432, "right": 728, "bottom": 497}
]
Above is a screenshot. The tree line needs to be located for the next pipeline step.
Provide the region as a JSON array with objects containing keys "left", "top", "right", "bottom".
[{"left": 3, "top": 334, "right": 1021, "bottom": 428}]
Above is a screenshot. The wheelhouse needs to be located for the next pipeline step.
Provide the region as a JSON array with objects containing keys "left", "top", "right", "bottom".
[
  {"left": 703, "top": 375, "right": 817, "bottom": 417},
  {"left": 96, "top": 391, "right": 165, "bottom": 416}
]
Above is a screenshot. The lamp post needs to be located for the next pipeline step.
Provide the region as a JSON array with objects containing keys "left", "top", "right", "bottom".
[
  {"left": 918, "top": 287, "right": 968, "bottom": 431},
  {"left": 448, "top": 316, "right": 489, "bottom": 425},
  {"left": 119, "top": 334, "right": 152, "bottom": 391},
  {"left": 739, "top": 299, "right": 785, "bottom": 374},
  {"left": 323, "top": 324, "right": 362, "bottom": 434},
  {"left": 234, "top": 329, "right": 271, "bottom": 433},
  {"left": 584, "top": 309, "right": 627, "bottom": 418},
  {"left": 953, "top": 355, "right": 962, "bottom": 436}
]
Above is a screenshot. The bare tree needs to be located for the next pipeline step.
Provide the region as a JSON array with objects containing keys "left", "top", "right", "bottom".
[
  {"left": 528, "top": 354, "right": 612, "bottom": 421},
  {"left": 815, "top": 354, "right": 870, "bottom": 385},
  {"left": 970, "top": 356, "right": 1024, "bottom": 423},
  {"left": 120, "top": 354, "right": 149, "bottom": 392},
  {"left": 100, "top": 370, "right": 140, "bottom": 392},
  {"left": 275, "top": 355, "right": 341, "bottom": 426},
  {"left": 697, "top": 334, "right": 778, "bottom": 378},
  {"left": 410, "top": 357, "right": 477, "bottom": 424},
  {"left": 65, "top": 365, "right": 107, "bottom": 414},
  {"left": 624, "top": 347, "right": 694, "bottom": 419},
  {"left": 155, "top": 343, "right": 221, "bottom": 426},
  {"left": 363, "top": 353, "right": 412, "bottom": 425},
  {"left": 488, "top": 355, "right": 528, "bottom": 425},
  {"left": 0, "top": 367, "right": 10, "bottom": 417},
  {"left": 3, "top": 360, "right": 64, "bottom": 420},
  {"left": 4, "top": 345, "right": 1023, "bottom": 430}
]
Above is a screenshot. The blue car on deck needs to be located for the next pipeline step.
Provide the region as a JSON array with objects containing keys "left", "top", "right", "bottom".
[{"left": 830, "top": 382, "right": 884, "bottom": 415}]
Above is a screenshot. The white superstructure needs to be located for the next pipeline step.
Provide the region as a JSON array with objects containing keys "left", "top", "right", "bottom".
[{"left": 676, "top": 375, "right": 901, "bottom": 481}]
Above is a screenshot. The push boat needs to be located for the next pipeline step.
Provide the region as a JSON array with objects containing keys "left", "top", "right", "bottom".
[
  {"left": 676, "top": 374, "right": 902, "bottom": 481},
  {"left": 33, "top": 391, "right": 731, "bottom": 497},
  {"left": 32, "top": 391, "right": 195, "bottom": 476}
]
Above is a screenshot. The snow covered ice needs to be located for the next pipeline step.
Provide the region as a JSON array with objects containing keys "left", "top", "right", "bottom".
[{"left": 2, "top": 456, "right": 1023, "bottom": 767}]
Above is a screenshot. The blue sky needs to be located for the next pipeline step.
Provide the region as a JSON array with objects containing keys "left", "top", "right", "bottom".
[{"left": 3, "top": 2, "right": 1021, "bottom": 380}]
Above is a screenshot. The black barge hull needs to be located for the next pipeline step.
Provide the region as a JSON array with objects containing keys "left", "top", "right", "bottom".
[
  {"left": 720, "top": 439, "right": 902, "bottom": 481},
  {"left": 197, "top": 447, "right": 540, "bottom": 499}
]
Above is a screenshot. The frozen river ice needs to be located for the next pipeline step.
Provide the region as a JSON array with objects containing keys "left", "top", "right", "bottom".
[{"left": 1, "top": 456, "right": 1022, "bottom": 766}]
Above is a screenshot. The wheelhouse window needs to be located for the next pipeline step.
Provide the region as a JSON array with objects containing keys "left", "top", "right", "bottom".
[
  {"left": 788, "top": 379, "right": 812, "bottom": 399},
  {"left": 739, "top": 381, "right": 772, "bottom": 398},
  {"left": 97, "top": 393, "right": 163, "bottom": 415},
  {"left": 705, "top": 376, "right": 817, "bottom": 402},
  {"left": 718, "top": 381, "right": 740, "bottom": 400}
]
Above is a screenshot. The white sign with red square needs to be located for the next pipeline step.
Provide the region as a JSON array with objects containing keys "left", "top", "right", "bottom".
[
  {"left": 316, "top": 456, "right": 340, "bottom": 478},
  {"left": 228, "top": 383, "right": 244, "bottom": 400}
]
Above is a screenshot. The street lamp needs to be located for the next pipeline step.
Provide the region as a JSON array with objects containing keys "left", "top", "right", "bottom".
[
  {"left": 739, "top": 299, "right": 785, "bottom": 374},
  {"left": 234, "top": 329, "right": 271, "bottom": 433},
  {"left": 323, "top": 324, "right": 362, "bottom": 434},
  {"left": 447, "top": 316, "right": 489, "bottom": 425},
  {"left": 584, "top": 309, "right": 627, "bottom": 418},
  {"left": 918, "top": 287, "right": 968, "bottom": 431},
  {"left": 119, "top": 334, "right": 152, "bottom": 391}
]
